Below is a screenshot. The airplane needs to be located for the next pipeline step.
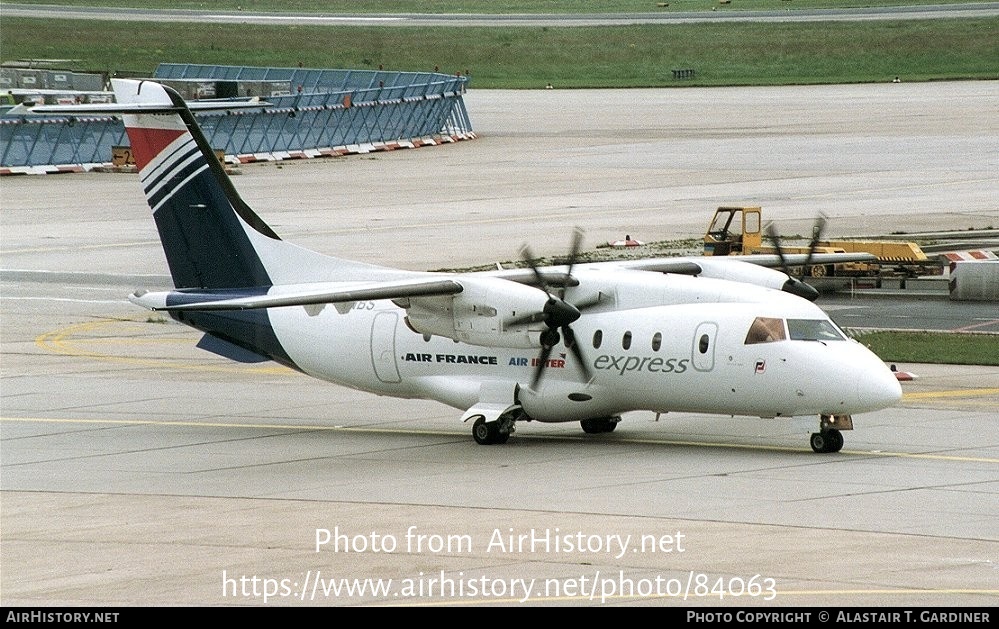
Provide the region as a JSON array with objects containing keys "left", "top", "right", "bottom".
[{"left": 33, "top": 78, "right": 903, "bottom": 453}]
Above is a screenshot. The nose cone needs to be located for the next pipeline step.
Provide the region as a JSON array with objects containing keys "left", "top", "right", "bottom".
[{"left": 856, "top": 362, "right": 903, "bottom": 412}]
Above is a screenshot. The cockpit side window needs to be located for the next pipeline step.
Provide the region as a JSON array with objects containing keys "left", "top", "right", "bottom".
[
  {"left": 745, "top": 317, "right": 786, "bottom": 345},
  {"left": 787, "top": 319, "right": 846, "bottom": 341}
]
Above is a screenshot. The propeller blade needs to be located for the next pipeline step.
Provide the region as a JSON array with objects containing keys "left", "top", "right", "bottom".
[
  {"left": 802, "top": 214, "right": 828, "bottom": 272},
  {"left": 505, "top": 310, "right": 549, "bottom": 328},
  {"left": 561, "top": 228, "right": 584, "bottom": 295},
  {"left": 562, "top": 326, "right": 593, "bottom": 383},
  {"left": 519, "top": 244, "right": 551, "bottom": 296},
  {"left": 530, "top": 325, "right": 593, "bottom": 389},
  {"left": 531, "top": 337, "right": 556, "bottom": 389},
  {"left": 765, "top": 222, "right": 792, "bottom": 277}
]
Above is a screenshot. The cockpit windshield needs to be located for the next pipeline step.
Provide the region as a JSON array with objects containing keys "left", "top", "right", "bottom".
[
  {"left": 787, "top": 318, "right": 846, "bottom": 341},
  {"left": 745, "top": 317, "right": 846, "bottom": 344},
  {"left": 745, "top": 317, "right": 786, "bottom": 344}
]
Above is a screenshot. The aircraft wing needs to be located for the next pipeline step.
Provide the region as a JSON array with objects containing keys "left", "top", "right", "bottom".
[
  {"left": 618, "top": 252, "right": 877, "bottom": 274},
  {"left": 597, "top": 259, "right": 705, "bottom": 274},
  {"left": 128, "top": 252, "right": 880, "bottom": 313},
  {"left": 129, "top": 278, "right": 463, "bottom": 311},
  {"left": 129, "top": 273, "right": 570, "bottom": 349},
  {"left": 723, "top": 252, "right": 878, "bottom": 267}
]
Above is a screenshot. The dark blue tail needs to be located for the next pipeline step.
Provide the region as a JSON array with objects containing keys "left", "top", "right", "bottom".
[{"left": 116, "top": 79, "right": 277, "bottom": 290}]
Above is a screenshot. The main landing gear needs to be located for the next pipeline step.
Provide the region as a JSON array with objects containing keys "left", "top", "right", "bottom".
[
  {"left": 810, "top": 414, "right": 853, "bottom": 453},
  {"left": 580, "top": 416, "right": 620, "bottom": 434},
  {"left": 471, "top": 415, "right": 621, "bottom": 444},
  {"left": 472, "top": 416, "right": 512, "bottom": 445}
]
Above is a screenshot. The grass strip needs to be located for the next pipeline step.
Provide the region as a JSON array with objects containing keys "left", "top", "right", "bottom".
[
  {"left": 851, "top": 330, "right": 999, "bottom": 365},
  {"left": 3, "top": 17, "right": 996, "bottom": 88}
]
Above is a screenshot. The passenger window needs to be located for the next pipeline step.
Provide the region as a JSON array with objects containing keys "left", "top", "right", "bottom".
[
  {"left": 745, "top": 317, "right": 786, "bottom": 344},
  {"left": 652, "top": 332, "right": 662, "bottom": 352},
  {"left": 592, "top": 329, "right": 602, "bottom": 349},
  {"left": 622, "top": 331, "right": 632, "bottom": 350},
  {"left": 698, "top": 334, "right": 710, "bottom": 354}
]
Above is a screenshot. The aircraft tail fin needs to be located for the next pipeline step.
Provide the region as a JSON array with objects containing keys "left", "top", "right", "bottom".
[{"left": 113, "top": 79, "right": 278, "bottom": 289}]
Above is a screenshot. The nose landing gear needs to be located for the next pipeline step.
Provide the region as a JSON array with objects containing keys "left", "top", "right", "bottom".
[
  {"left": 810, "top": 414, "right": 852, "bottom": 453},
  {"left": 810, "top": 429, "right": 844, "bottom": 453}
]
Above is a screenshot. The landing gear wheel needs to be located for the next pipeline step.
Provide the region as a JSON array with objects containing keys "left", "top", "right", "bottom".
[
  {"left": 825, "top": 428, "right": 844, "bottom": 452},
  {"left": 809, "top": 432, "right": 825, "bottom": 453},
  {"left": 473, "top": 417, "right": 495, "bottom": 445},
  {"left": 810, "top": 264, "right": 829, "bottom": 278},
  {"left": 810, "top": 429, "right": 843, "bottom": 453},
  {"left": 580, "top": 417, "right": 619, "bottom": 434},
  {"left": 472, "top": 417, "right": 509, "bottom": 445}
]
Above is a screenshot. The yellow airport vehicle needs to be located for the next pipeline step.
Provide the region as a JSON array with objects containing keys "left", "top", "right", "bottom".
[{"left": 703, "top": 206, "right": 937, "bottom": 277}]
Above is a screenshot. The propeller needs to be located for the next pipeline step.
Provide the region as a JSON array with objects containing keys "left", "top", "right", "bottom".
[
  {"left": 765, "top": 214, "right": 827, "bottom": 301},
  {"left": 507, "top": 228, "right": 596, "bottom": 389},
  {"left": 802, "top": 214, "right": 828, "bottom": 271}
]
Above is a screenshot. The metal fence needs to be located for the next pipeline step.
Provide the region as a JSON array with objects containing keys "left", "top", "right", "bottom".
[{"left": 1, "top": 64, "right": 473, "bottom": 173}]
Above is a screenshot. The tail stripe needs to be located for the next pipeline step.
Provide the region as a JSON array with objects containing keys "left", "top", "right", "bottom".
[
  {"left": 141, "top": 132, "right": 199, "bottom": 191},
  {"left": 146, "top": 157, "right": 209, "bottom": 213},
  {"left": 138, "top": 135, "right": 208, "bottom": 212}
]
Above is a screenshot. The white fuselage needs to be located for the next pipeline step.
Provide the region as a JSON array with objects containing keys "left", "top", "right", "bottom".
[{"left": 267, "top": 273, "right": 901, "bottom": 423}]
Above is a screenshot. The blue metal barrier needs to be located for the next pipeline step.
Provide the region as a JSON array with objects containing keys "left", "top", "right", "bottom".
[{"left": 1, "top": 65, "right": 473, "bottom": 173}]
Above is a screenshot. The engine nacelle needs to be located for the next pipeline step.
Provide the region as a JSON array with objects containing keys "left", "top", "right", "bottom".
[
  {"left": 404, "top": 276, "right": 551, "bottom": 348},
  {"left": 518, "top": 381, "right": 622, "bottom": 423},
  {"left": 693, "top": 258, "right": 791, "bottom": 290},
  {"left": 688, "top": 258, "right": 817, "bottom": 300}
]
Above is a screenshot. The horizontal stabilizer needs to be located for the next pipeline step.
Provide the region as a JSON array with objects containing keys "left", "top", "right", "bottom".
[
  {"left": 196, "top": 334, "right": 270, "bottom": 363},
  {"left": 22, "top": 98, "right": 269, "bottom": 117}
]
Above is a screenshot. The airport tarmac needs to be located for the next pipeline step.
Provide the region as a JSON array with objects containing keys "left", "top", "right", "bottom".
[{"left": 1, "top": 82, "right": 997, "bottom": 607}]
